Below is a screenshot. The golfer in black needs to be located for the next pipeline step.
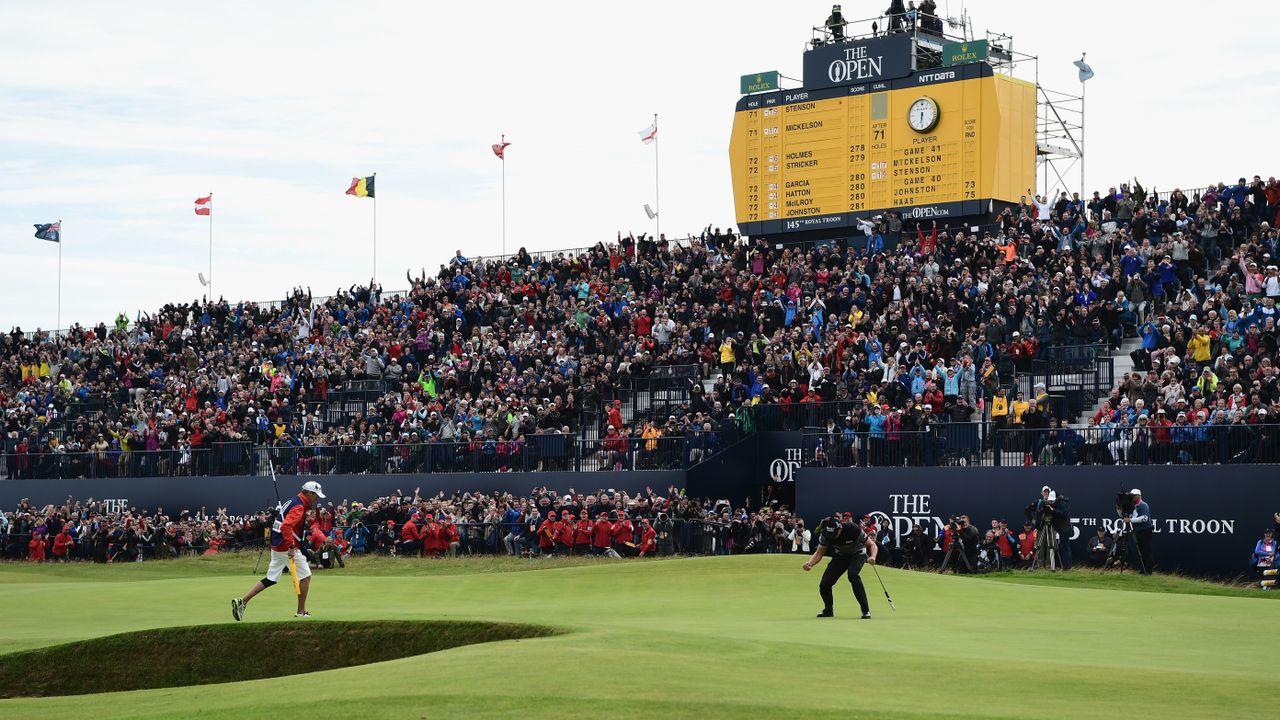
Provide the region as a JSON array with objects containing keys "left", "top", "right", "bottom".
[{"left": 803, "top": 516, "right": 879, "bottom": 619}]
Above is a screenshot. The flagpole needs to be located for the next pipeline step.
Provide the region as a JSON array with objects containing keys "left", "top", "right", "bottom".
[
  {"left": 208, "top": 192, "right": 214, "bottom": 300},
  {"left": 1079, "top": 53, "right": 1086, "bottom": 202},
  {"left": 372, "top": 173, "right": 378, "bottom": 284},
  {"left": 57, "top": 220, "right": 63, "bottom": 332},
  {"left": 501, "top": 133, "right": 507, "bottom": 257},
  {"left": 653, "top": 113, "right": 661, "bottom": 242}
]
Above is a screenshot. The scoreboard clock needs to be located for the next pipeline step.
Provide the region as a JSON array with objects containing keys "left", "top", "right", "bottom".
[
  {"left": 907, "top": 96, "right": 940, "bottom": 133},
  {"left": 729, "top": 35, "right": 1036, "bottom": 237}
]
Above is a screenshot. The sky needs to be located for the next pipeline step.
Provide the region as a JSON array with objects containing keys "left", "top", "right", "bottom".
[{"left": 2, "top": 1, "right": 1277, "bottom": 331}]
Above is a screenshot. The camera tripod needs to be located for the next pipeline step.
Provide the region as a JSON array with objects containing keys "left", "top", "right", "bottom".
[
  {"left": 938, "top": 533, "right": 974, "bottom": 574},
  {"left": 1105, "top": 523, "right": 1147, "bottom": 575},
  {"left": 1031, "top": 521, "right": 1060, "bottom": 571}
]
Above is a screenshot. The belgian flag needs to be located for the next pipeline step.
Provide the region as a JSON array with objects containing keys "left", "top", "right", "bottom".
[{"left": 345, "top": 175, "right": 375, "bottom": 198}]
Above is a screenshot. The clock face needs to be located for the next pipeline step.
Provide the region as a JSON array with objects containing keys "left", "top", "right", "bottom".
[{"left": 908, "top": 97, "right": 940, "bottom": 133}]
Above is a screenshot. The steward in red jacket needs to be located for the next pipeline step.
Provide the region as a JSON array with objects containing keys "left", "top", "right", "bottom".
[
  {"left": 574, "top": 516, "right": 594, "bottom": 554},
  {"left": 440, "top": 518, "right": 461, "bottom": 557},
  {"left": 400, "top": 517, "right": 423, "bottom": 557},
  {"left": 537, "top": 512, "right": 558, "bottom": 553},
  {"left": 423, "top": 518, "right": 443, "bottom": 557},
  {"left": 613, "top": 513, "right": 636, "bottom": 556},
  {"left": 53, "top": 529, "right": 75, "bottom": 561},
  {"left": 557, "top": 513, "right": 576, "bottom": 555},
  {"left": 637, "top": 520, "right": 657, "bottom": 556},
  {"left": 309, "top": 525, "right": 326, "bottom": 552},
  {"left": 592, "top": 514, "right": 613, "bottom": 555},
  {"left": 28, "top": 533, "right": 46, "bottom": 562}
]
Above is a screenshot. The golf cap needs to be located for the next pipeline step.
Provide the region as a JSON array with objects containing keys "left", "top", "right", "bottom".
[
  {"left": 301, "top": 481, "right": 326, "bottom": 499},
  {"left": 1130, "top": 488, "right": 1141, "bottom": 496}
]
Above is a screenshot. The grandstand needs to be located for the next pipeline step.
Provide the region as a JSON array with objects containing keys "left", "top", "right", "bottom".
[{"left": 5, "top": 174, "right": 1280, "bottom": 484}]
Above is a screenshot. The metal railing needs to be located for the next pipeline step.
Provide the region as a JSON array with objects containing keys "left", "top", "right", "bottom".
[
  {"left": 0, "top": 435, "right": 733, "bottom": 480},
  {"left": 801, "top": 423, "right": 1280, "bottom": 468}
]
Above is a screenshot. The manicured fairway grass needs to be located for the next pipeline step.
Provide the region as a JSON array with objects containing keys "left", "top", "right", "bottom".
[{"left": 0, "top": 554, "right": 1275, "bottom": 719}]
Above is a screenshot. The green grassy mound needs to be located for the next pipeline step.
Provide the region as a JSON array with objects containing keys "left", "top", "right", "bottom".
[{"left": 0, "top": 620, "right": 559, "bottom": 698}]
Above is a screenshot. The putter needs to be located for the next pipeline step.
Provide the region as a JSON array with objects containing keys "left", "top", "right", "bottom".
[{"left": 870, "top": 562, "right": 896, "bottom": 611}]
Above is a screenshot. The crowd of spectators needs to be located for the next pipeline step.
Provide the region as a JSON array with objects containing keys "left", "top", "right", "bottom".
[
  {"left": 5, "top": 173, "right": 1280, "bottom": 479},
  {"left": 0, "top": 485, "right": 822, "bottom": 563}
]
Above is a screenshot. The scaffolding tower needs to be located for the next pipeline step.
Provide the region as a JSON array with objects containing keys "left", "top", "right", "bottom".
[{"left": 808, "top": 11, "right": 1088, "bottom": 208}]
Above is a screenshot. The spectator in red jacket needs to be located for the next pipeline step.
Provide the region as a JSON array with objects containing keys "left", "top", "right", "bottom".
[
  {"left": 993, "top": 519, "right": 1016, "bottom": 568},
  {"left": 602, "top": 426, "right": 628, "bottom": 470},
  {"left": 592, "top": 513, "right": 613, "bottom": 556},
  {"left": 574, "top": 515, "right": 593, "bottom": 555},
  {"left": 607, "top": 401, "right": 624, "bottom": 433},
  {"left": 637, "top": 519, "right": 657, "bottom": 556},
  {"left": 1018, "top": 522, "right": 1037, "bottom": 567},
  {"left": 28, "top": 531, "right": 46, "bottom": 562},
  {"left": 400, "top": 516, "right": 423, "bottom": 558},
  {"left": 52, "top": 528, "right": 75, "bottom": 562}
]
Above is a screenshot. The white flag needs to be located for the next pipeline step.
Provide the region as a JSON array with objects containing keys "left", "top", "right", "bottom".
[
  {"left": 638, "top": 123, "right": 657, "bottom": 144},
  {"left": 1073, "top": 56, "right": 1094, "bottom": 83}
]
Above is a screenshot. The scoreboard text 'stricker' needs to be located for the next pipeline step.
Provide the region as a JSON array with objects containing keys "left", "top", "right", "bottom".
[{"left": 729, "top": 33, "right": 1035, "bottom": 237}]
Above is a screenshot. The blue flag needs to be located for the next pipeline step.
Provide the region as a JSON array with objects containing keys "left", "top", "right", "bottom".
[
  {"left": 1073, "top": 56, "right": 1094, "bottom": 83},
  {"left": 34, "top": 222, "right": 61, "bottom": 243}
]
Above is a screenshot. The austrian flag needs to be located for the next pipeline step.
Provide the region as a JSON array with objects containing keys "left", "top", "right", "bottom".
[{"left": 194, "top": 195, "right": 212, "bottom": 216}]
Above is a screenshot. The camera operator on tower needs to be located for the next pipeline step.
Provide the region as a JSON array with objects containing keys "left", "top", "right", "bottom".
[
  {"left": 825, "top": 5, "right": 847, "bottom": 41},
  {"left": 803, "top": 515, "right": 879, "bottom": 619}
]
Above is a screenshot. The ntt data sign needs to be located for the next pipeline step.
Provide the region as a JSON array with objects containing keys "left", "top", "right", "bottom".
[{"left": 803, "top": 34, "right": 914, "bottom": 90}]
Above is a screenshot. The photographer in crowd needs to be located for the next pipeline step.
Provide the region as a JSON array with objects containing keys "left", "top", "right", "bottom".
[
  {"left": 949, "top": 515, "right": 981, "bottom": 571},
  {"left": 1088, "top": 527, "right": 1114, "bottom": 566}
]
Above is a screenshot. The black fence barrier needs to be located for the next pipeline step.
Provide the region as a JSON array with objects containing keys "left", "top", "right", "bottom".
[
  {"left": 802, "top": 423, "right": 989, "bottom": 468},
  {"left": 992, "top": 424, "right": 1280, "bottom": 467},
  {"left": 800, "top": 422, "right": 1280, "bottom": 468},
  {"left": 1, "top": 435, "right": 736, "bottom": 480}
]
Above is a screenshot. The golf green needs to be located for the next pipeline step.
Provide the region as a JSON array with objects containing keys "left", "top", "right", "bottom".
[{"left": 0, "top": 554, "right": 1273, "bottom": 719}]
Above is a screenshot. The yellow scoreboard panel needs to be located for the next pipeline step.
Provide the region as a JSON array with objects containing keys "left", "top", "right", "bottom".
[{"left": 729, "top": 65, "right": 1035, "bottom": 236}]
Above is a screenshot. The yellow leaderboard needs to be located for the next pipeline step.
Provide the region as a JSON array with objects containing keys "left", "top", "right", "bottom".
[{"left": 729, "top": 65, "right": 1035, "bottom": 236}]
